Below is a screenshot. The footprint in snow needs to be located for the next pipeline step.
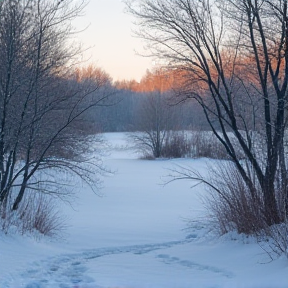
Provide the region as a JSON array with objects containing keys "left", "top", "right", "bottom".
[
  {"left": 2, "top": 238, "right": 199, "bottom": 288},
  {"left": 156, "top": 254, "right": 234, "bottom": 278}
]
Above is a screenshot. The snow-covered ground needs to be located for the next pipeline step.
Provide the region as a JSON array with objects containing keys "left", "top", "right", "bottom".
[{"left": 0, "top": 132, "right": 287, "bottom": 288}]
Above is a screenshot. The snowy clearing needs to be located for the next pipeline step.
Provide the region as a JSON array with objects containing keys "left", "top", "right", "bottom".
[{"left": 0, "top": 132, "right": 287, "bottom": 288}]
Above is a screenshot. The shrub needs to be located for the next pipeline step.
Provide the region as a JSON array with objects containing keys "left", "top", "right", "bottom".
[
  {"left": 168, "top": 136, "right": 287, "bottom": 256},
  {"left": 205, "top": 162, "right": 288, "bottom": 257},
  {"left": 161, "top": 131, "right": 193, "bottom": 158},
  {"left": 0, "top": 192, "right": 65, "bottom": 238},
  {"left": 136, "top": 129, "right": 244, "bottom": 160},
  {"left": 134, "top": 130, "right": 194, "bottom": 159},
  {"left": 190, "top": 131, "right": 231, "bottom": 160},
  {"left": 206, "top": 162, "right": 266, "bottom": 234}
]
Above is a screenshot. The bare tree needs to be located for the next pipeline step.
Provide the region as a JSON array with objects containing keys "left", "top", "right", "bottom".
[
  {"left": 133, "top": 91, "right": 176, "bottom": 158},
  {"left": 0, "top": 0, "right": 111, "bottom": 213},
  {"left": 131, "top": 68, "right": 184, "bottom": 158},
  {"left": 126, "top": 0, "right": 288, "bottom": 225}
]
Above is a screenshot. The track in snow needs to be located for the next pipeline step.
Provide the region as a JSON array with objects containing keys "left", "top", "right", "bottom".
[{"left": 1, "top": 236, "right": 234, "bottom": 288}]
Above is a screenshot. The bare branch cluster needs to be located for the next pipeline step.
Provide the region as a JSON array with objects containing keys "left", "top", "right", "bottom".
[
  {"left": 126, "top": 0, "right": 288, "bottom": 233},
  {"left": 0, "top": 0, "right": 112, "bottom": 229}
]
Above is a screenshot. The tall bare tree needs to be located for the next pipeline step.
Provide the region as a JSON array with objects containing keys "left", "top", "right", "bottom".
[
  {"left": 0, "top": 0, "right": 111, "bottom": 212},
  {"left": 126, "top": 0, "right": 288, "bottom": 225}
]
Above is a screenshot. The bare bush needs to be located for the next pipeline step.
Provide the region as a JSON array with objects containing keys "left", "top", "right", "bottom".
[
  {"left": 169, "top": 161, "right": 288, "bottom": 257},
  {"left": 136, "top": 129, "right": 243, "bottom": 160},
  {"left": 139, "top": 152, "right": 156, "bottom": 160},
  {"left": 207, "top": 163, "right": 287, "bottom": 246},
  {"left": 191, "top": 131, "right": 230, "bottom": 160},
  {"left": 161, "top": 131, "right": 193, "bottom": 158},
  {"left": 0, "top": 192, "right": 65, "bottom": 238},
  {"left": 190, "top": 131, "right": 245, "bottom": 160},
  {"left": 257, "top": 223, "right": 288, "bottom": 259},
  {"left": 205, "top": 162, "right": 266, "bottom": 235},
  {"left": 135, "top": 131, "right": 193, "bottom": 159}
]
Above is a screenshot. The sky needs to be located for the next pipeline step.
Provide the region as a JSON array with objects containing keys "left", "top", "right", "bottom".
[{"left": 72, "top": 0, "right": 152, "bottom": 82}]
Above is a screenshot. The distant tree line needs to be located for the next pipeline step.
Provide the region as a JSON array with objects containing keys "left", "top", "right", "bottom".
[{"left": 91, "top": 68, "right": 209, "bottom": 133}]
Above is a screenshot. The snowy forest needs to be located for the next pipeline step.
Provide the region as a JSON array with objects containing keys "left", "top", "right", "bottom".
[{"left": 0, "top": 0, "right": 288, "bottom": 287}]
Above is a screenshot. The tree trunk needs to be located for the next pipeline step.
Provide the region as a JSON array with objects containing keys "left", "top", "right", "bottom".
[
  {"left": 262, "top": 177, "right": 281, "bottom": 225},
  {"left": 12, "top": 181, "right": 26, "bottom": 211}
]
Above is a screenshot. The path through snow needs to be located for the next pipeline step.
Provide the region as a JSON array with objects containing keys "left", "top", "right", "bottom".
[{"left": 2, "top": 233, "right": 236, "bottom": 288}]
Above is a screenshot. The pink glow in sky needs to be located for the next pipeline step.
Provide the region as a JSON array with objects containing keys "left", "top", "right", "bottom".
[{"left": 72, "top": 0, "right": 152, "bottom": 82}]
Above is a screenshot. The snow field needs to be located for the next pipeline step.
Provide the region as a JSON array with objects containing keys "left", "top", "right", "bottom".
[{"left": 0, "top": 132, "right": 287, "bottom": 288}]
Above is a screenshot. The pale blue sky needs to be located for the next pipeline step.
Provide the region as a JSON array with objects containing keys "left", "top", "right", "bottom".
[{"left": 72, "top": 0, "right": 152, "bottom": 82}]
